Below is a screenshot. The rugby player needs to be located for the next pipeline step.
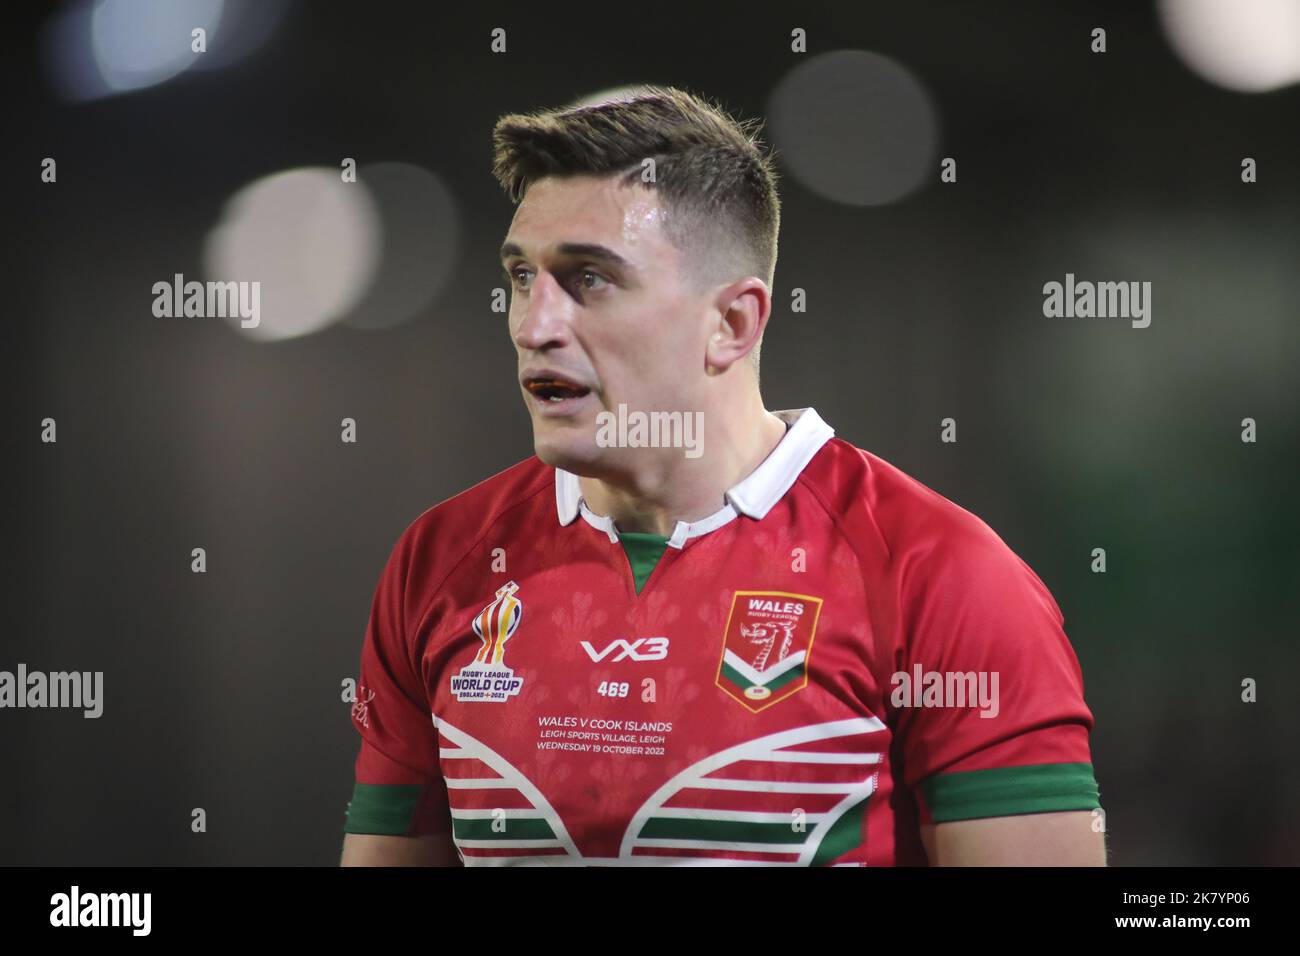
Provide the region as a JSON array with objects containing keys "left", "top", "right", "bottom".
[{"left": 340, "top": 86, "right": 1105, "bottom": 866}]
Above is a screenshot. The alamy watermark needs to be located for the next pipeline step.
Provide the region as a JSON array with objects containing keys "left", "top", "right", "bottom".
[
  {"left": 152, "top": 272, "right": 260, "bottom": 328},
  {"left": 50, "top": 886, "right": 150, "bottom": 936},
  {"left": 890, "top": 665, "right": 1000, "bottom": 719},
  {"left": 1042, "top": 273, "right": 1151, "bottom": 328},
  {"left": 0, "top": 664, "right": 103, "bottom": 718},
  {"left": 595, "top": 403, "right": 704, "bottom": 459}
]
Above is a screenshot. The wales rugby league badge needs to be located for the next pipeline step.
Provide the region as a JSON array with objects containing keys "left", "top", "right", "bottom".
[{"left": 716, "top": 590, "right": 823, "bottom": 712}]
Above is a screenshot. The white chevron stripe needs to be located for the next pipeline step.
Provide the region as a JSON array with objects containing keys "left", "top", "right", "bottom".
[
  {"left": 449, "top": 807, "right": 547, "bottom": 820},
  {"left": 753, "top": 750, "right": 882, "bottom": 764},
  {"left": 442, "top": 777, "right": 517, "bottom": 789},
  {"left": 461, "top": 854, "right": 803, "bottom": 867},
  {"left": 635, "top": 838, "right": 805, "bottom": 854},
  {"left": 621, "top": 717, "right": 885, "bottom": 862},
  {"left": 650, "top": 807, "right": 829, "bottom": 824},
  {"left": 433, "top": 715, "right": 582, "bottom": 859},
  {"left": 684, "top": 778, "right": 870, "bottom": 794}
]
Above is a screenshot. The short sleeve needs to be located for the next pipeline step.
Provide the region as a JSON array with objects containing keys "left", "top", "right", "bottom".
[
  {"left": 894, "top": 520, "right": 1101, "bottom": 825},
  {"left": 343, "top": 527, "right": 451, "bottom": 837}
]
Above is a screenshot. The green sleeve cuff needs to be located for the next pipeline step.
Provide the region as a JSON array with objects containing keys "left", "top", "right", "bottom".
[
  {"left": 343, "top": 782, "right": 425, "bottom": 835},
  {"left": 922, "top": 762, "right": 1101, "bottom": 823}
]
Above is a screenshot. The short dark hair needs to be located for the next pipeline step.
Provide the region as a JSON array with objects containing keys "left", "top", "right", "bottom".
[{"left": 491, "top": 85, "right": 781, "bottom": 294}]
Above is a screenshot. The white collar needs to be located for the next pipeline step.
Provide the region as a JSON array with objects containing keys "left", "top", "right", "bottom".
[{"left": 554, "top": 407, "right": 834, "bottom": 549}]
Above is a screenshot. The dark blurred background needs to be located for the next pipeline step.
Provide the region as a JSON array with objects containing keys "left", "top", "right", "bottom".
[{"left": 3, "top": 0, "right": 1297, "bottom": 865}]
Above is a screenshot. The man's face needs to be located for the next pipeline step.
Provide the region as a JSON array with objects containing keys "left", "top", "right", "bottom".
[{"left": 501, "top": 174, "right": 711, "bottom": 475}]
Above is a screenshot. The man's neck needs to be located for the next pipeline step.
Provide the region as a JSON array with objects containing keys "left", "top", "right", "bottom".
[{"left": 578, "top": 405, "right": 791, "bottom": 537}]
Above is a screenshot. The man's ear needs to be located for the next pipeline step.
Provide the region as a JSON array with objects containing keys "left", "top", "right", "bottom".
[{"left": 705, "top": 277, "right": 771, "bottom": 374}]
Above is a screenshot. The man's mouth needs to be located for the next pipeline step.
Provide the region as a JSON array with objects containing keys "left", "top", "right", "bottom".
[{"left": 523, "top": 376, "right": 592, "bottom": 403}]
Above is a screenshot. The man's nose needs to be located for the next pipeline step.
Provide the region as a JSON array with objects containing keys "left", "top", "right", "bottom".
[{"left": 512, "top": 270, "right": 572, "bottom": 351}]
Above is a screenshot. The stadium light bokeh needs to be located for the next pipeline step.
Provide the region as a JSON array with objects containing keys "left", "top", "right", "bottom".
[
  {"left": 1158, "top": 0, "right": 1300, "bottom": 93},
  {"left": 768, "top": 50, "right": 939, "bottom": 207},
  {"left": 202, "top": 167, "right": 383, "bottom": 342},
  {"left": 340, "top": 162, "right": 461, "bottom": 334},
  {"left": 42, "top": 0, "right": 289, "bottom": 103}
]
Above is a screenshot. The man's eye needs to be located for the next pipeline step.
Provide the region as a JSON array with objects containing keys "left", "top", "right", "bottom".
[
  {"left": 579, "top": 270, "right": 608, "bottom": 290},
  {"left": 509, "top": 268, "right": 532, "bottom": 290}
]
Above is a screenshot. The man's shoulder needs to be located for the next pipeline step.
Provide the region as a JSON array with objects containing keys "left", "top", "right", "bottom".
[
  {"left": 391, "top": 455, "right": 554, "bottom": 560},
  {"left": 801, "top": 436, "right": 1065, "bottom": 644},
  {"left": 798, "top": 436, "right": 1020, "bottom": 572}
]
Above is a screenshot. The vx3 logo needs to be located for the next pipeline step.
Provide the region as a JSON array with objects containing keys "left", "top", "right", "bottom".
[{"left": 580, "top": 637, "right": 669, "bottom": 662}]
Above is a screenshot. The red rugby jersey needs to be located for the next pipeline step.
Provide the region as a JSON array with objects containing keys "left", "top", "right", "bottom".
[{"left": 344, "top": 407, "right": 1100, "bottom": 865}]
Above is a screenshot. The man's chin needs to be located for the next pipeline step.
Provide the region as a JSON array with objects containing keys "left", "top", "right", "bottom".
[{"left": 532, "top": 427, "right": 600, "bottom": 475}]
